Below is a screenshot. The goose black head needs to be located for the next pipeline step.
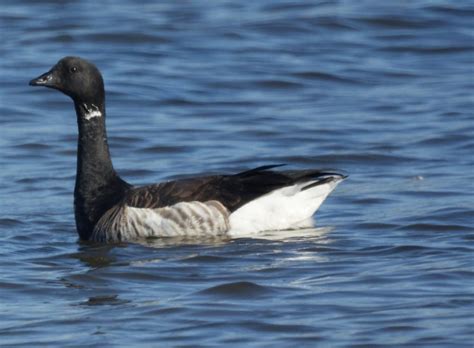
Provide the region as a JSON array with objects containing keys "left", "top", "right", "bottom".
[{"left": 30, "top": 56, "right": 105, "bottom": 106}]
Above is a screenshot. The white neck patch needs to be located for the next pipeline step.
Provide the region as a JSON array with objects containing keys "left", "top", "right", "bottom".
[{"left": 83, "top": 103, "right": 102, "bottom": 120}]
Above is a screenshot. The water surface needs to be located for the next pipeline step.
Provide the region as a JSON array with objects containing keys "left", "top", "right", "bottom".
[{"left": 1, "top": 0, "right": 473, "bottom": 346}]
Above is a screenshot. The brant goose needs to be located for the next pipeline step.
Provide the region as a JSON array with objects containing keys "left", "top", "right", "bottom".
[{"left": 30, "top": 57, "right": 346, "bottom": 243}]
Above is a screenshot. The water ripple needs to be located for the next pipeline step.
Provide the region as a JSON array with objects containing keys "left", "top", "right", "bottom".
[
  {"left": 198, "top": 281, "right": 275, "bottom": 298},
  {"left": 1, "top": 0, "right": 473, "bottom": 347}
]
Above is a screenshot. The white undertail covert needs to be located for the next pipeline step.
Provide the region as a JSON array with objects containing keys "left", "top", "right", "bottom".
[{"left": 228, "top": 176, "right": 344, "bottom": 237}]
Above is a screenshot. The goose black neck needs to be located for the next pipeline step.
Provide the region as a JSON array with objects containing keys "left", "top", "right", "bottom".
[
  {"left": 73, "top": 100, "right": 129, "bottom": 240},
  {"left": 74, "top": 100, "right": 115, "bottom": 183}
]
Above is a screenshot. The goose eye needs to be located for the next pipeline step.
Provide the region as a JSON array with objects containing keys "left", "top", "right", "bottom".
[{"left": 70, "top": 66, "right": 78, "bottom": 73}]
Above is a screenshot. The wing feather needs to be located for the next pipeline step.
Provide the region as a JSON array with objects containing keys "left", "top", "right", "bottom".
[{"left": 122, "top": 165, "right": 346, "bottom": 212}]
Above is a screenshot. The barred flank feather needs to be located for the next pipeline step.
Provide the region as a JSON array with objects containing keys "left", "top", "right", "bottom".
[{"left": 92, "top": 201, "right": 230, "bottom": 242}]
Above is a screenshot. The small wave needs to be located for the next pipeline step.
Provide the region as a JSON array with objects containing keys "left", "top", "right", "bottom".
[
  {"left": 353, "top": 222, "right": 399, "bottom": 230},
  {"left": 0, "top": 281, "right": 28, "bottom": 290},
  {"left": 426, "top": 5, "right": 474, "bottom": 17},
  {"left": 379, "top": 45, "right": 473, "bottom": 55},
  {"left": 141, "top": 307, "right": 188, "bottom": 316},
  {"left": 14, "top": 143, "right": 52, "bottom": 150},
  {"left": 264, "top": 2, "right": 315, "bottom": 13},
  {"left": 198, "top": 281, "right": 274, "bottom": 298},
  {"left": 300, "top": 246, "right": 340, "bottom": 253},
  {"left": 357, "top": 245, "right": 431, "bottom": 256},
  {"left": 291, "top": 71, "right": 359, "bottom": 84},
  {"left": 183, "top": 255, "right": 229, "bottom": 263},
  {"left": 0, "top": 218, "right": 24, "bottom": 227},
  {"left": 397, "top": 223, "right": 471, "bottom": 232},
  {"left": 238, "top": 320, "right": 315, "bottom": 334},
  {"left": 160, "top": 97, "right": 202, "bottom": 106},
  {"left": 351, "top": 197, "right": 395, "bottom": 205},
  {"left": 139, "top": 145, "right": 189, "bottom": 154},
  {"left": 357, "top": 16, "right": 444, "bottom": 29},
  {"left": 312, "top": 16, "right": 356, "bottom": 30},
  {"left": 250, "top": 21, "right": 313, "bottom": 35},
  {"left": 80, "top": 294, "right": 129, "bottom": 306},
  {"left": 383, "top": 325, "right": 421, "bottom": 332},
  {"left": 414, "top": 134, "right": 472, "bottom": 146},
  {"left": 81, "top": 32, "right": 171, "bottom": 44},
  {"left": 255, "top": 79, "right": 305, "bottom": 89}
]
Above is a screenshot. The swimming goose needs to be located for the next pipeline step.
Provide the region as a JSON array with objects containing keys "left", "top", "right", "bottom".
[{"left": 30, "top": 56, "right": 346, "bottom": 243}]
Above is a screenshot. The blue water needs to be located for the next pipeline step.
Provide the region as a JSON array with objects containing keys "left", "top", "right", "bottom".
[{"left": 1, "top": 1, "right": 473, "bottom": 346}]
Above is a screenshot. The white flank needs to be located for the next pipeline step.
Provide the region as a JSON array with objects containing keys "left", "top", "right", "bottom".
[
  {"left": 227, "top": 176, "right": 344, "bottom": 237},
  {"left": 83, "top": 103, "right": 102, "bottom": 120}
]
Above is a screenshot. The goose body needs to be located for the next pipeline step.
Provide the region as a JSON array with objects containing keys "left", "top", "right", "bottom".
[{"left": 30, "top": 57, "right": 346, "bottom": 243}]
